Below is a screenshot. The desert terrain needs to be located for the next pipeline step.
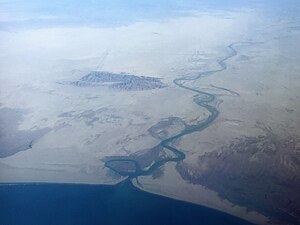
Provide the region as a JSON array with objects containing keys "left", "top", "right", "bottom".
[{"left": 1, "top": 2, "right": 300, "bottom": 224}]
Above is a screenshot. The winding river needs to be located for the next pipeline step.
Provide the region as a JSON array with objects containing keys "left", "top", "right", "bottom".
[{"left": 105, "top": 42, "right": 242, "bottom": 178}]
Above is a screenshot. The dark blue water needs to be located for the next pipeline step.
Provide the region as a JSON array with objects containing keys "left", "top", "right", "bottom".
[{"left": 0, "top": 180, "right": 255, "bottom": 225}]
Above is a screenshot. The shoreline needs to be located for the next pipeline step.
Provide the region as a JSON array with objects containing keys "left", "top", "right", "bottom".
[{"left": 0, "top": 179, "right": 258, "bottom": 223}]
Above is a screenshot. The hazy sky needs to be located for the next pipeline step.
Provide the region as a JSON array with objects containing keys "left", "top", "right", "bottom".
[{"left": 1, "top": 0, "right": 299, "bottom": 30}]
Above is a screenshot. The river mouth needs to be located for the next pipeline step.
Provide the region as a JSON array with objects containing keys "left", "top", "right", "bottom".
[{"left": 0, "top": 181, "right": 256, "bottom": 225}]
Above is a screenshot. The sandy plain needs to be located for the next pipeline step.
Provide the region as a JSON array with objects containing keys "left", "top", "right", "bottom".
[{"left": 1, "top": 7, "right": 300, "bottom": 225}]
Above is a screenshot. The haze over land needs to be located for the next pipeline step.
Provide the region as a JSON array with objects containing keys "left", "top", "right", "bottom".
[{"left": 1, "top": 1, "right": 300, "bottom": 224}]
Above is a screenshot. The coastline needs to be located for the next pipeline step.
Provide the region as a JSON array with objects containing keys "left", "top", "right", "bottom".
[{"left": 131, "top": 163, "right": 269, "bottom": 225}]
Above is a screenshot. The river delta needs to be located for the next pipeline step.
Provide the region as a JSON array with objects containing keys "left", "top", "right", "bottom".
[{"left": 1, "top": 1, "right": 300, "bottom": 224}]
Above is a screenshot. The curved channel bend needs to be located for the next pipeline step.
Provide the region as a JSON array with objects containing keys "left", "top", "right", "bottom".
[{"left": 105, "top": 42, "right": 252, "bottom": 179}]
